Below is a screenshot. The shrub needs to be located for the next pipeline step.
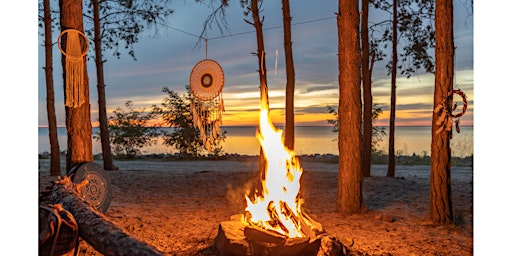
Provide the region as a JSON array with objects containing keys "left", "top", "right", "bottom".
[
  {"left": 155, "top": 86, "right": 226, "bottom": 158},
  {"left": 103, "top": 101, "right": 160, "bottom": 158}
]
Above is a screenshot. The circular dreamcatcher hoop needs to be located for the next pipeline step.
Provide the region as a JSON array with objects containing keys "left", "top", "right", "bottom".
[
  {"left": 435, "top": 89, "right": 468, "bottom": 135},
  {"left": 58, "top": 29, "right": 90, "bottom": 108},
  {"left": 189, "top": 58, "right": 225, "bottom": 152}
]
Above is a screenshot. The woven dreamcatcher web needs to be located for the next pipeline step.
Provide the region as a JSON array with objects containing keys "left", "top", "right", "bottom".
[
  {"left": 189, "top": 58, "right": 225, "bottom": 152},
  {"left": 58, "top": 29, "right": 90, "bottom": 108}
]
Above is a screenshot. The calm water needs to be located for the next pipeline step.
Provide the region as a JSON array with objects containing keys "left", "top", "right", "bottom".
[{"left": 38, "top": 126, "right": 474, "bottom": 157}]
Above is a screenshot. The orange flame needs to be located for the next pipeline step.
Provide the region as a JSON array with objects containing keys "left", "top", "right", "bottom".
[{"left": 244, "top": 96, "right": 313, "bottom": 238}]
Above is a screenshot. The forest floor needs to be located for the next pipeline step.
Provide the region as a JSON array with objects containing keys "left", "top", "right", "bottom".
[{"left": 39, "top": 157, "right": 473, "bottom": 255}]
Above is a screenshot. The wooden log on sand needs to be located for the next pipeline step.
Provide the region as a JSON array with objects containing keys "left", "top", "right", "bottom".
[{"left": 41, "top": 176, "right": 164, "bottom": 256}]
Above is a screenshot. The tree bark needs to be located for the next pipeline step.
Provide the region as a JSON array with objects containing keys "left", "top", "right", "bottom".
[
  {"left": 92, "top": 0, "right": 115, "bottom": 170},
  {"left": 361, "top": 0, "right": 372, "bottom": 177},
  {"left": 430, "top": 0, "right": 454, "bottom": 224},
  {"left": 44, "top": 0, "right": 62, "bottom": 176},
  {"left": 336, "top": 0, "right": 363, "bottom": 215},
  {"left": 386, "top": 0, "right": 398, "bottom": 178},
  {"left": 43, "top": 177, "right": 164, "bottom": 256},
  {"left": 60, "top": 0, "right": 94, "bottom": 172},
  {"left": 250, "top": 0, "right": 269, "bottom": 178},
  {"left": 282, "top": 0, "right": 295, "bottom": 151}
]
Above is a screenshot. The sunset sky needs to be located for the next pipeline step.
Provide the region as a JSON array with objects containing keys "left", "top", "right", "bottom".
[
  {"left": 3, "top": 2, "right": 512, "bottom": 252},
  {"left": 36, "top": 0, "right": 474, "bottom": 127}
]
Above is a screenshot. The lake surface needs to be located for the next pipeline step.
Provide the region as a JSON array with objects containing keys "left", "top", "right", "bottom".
[{"left": 38, "top": 126, "right": 473, "bottom": 157}]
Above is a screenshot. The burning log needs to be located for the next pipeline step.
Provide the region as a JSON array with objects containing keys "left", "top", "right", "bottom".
[
  {"left": 214, "top": 215, "right": 346, "bottom": 256},
  {"left": 41, "top": 176, "right": 164, "bottom": 256},
  {"left": 214, "top": 81, "right": 348, "bottom": 255}
]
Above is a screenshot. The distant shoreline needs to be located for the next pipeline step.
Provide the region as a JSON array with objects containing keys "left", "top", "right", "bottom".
[
  {"left": 38, "top": 125, "right": 475, "bottom": 128},
  {"left": 38, "top": 151, "right": 473, "bottom": 167}
]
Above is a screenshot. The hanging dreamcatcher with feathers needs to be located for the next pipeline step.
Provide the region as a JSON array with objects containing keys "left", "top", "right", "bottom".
[{"left": 189, "top": 41, "right": 225, "bottom": 152}]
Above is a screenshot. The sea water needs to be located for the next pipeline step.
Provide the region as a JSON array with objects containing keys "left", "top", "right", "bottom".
[{"left": 38, "top": 126, "right": 473, "bottom": 157}]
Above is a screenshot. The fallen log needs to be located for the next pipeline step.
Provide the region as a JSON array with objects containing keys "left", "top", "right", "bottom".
[{"left": 41, "top": 176, "right": 164, "bottom": 256}]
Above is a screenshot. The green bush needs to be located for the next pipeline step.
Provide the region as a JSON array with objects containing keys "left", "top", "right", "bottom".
[
  {"left": 101, "top": 101, "right": 160, "bottom": 158},
  {"left": 155, "top": 86, "right": 226, "bottom": 158}
]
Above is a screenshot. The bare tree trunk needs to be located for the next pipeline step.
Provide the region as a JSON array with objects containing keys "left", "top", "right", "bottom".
[
  {"left": 361, "top": 0, "right": 372, "bottom": 177},
  {"left": 60, "top": 0, "right": 94, "bottom": 171},
  {"left": 336, "top": 0, "right": 363, "bottom": 215},
  {"left": 44, "top": 0, "right": 61, "bottom": 176},
  {"left": 249, "top": 0, "right": 269, "bottom": 177},
  {"left": 282, "top": 0, "right": 295, "bottom": 150},
  {"left": 430, "top": 0, "right": 454, "bottom": 224},
  {"left": 386, "top": 0, "right": 398, "bottom": 177},
  {"left": 43, "top": 177, "right": 164, "bottom": 255},
  {"left": 92, "top": 0, "right": 115, "bottom": 170}
]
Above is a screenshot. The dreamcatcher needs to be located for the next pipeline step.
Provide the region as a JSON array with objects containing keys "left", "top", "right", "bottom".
[
  {"left": 58, "top": 29, "right": 90, "bottom": 108},
  {"left": 189, "top": 43, "right": 225, "bottom": 152},
  {"left": 434, "top": 89, "right": 468, "bottom": 136}
]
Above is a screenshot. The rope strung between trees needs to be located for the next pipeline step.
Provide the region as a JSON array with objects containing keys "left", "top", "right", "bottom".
[
  {"left": 434, "top": 89, "right": 468, "bottom": 135},
  {"left": 58, "top": 29, "right": 90, "bottom": 108}
]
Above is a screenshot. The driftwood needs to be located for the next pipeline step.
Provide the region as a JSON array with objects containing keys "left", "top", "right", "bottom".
[{"left": 41, "top": 176, "right": 164, "bottom": 256}]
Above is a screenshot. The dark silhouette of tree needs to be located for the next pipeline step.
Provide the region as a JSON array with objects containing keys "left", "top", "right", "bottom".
[
  {"left": 84, "top": 0, "right": 173, "bottom": 170},
  {"left": 60, "top": 0, "right": 94, "bottom": 171},
  {"left": 336, "top": 0, "right": 363, "bottom": 215},
  {"left": 430, "top": 0, "right": 454, "bottom": 224},
  {"left": 282, "top": 0, "right": 295, "bottom": 150},
  {"left": 388, "top": 0, "right": 398, "bottom": 177},
  {"left": 371, "top": 0, "right": 435, "bottom": 177},
  {"left": 241, "top": 0, "right": 269, "bottom": 175},
  {"left": 361, "top": 0, "right": 373, "bottom": 177},
  {"left": 42, "top": 0, "right": 61, "bottom": 176}
]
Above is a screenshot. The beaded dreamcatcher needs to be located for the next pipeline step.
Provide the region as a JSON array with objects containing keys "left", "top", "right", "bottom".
[
  {"left": 434, "top": 89, "right": 468, "bottom": 136},
  {"left": 189, "top": 55, "right": 225, "bottom": 152},
  {"left": 58, "top": 29, "right": 90, "bottom": 108}
]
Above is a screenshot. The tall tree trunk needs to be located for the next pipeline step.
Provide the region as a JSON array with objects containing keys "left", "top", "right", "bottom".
[
  {"left": 44, "top": 0, "right": 62, "bottom": 176},
  {"left": 386, "top": 0, "right": 398, "bottom": 177},
  {"left": 282, "top": 0, "right": 295, "bottom": 150},
  {"left": 60, "top": 0, "right": 94, "bottom": 172},
  {"left": 250, "top": 0, "right": 269, "bottom": 177},
  {"left": 92, "top": 0, "right": 115, "bottom": 170},
  {"left": 430, "top": 0, "right": 454, "bottom": 224},
  {"left": 361, "top": 0, "right": 372, "bottom": 177},
  {"left": 336, "top": 0, "right": 363, "bottom": 215}
]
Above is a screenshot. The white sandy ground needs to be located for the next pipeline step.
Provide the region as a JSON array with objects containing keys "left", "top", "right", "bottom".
[{"left": 39, "top": 158, "right": 473, "bottom": 255}]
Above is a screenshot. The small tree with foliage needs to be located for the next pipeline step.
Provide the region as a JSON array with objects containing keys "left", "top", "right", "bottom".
[
  {"left": 103, "top": 101, "right": 160, "bottom": 158},
  {"left": 327, "top": 104, "right": 385, "bottom": 154},
  {"left": 156, "top": 86, "right": 226, "bottom": 158}
]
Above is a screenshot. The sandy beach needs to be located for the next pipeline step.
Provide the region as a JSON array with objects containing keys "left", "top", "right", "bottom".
[{"left": 38, "top": 157, "right": 473, "bottom": 255}]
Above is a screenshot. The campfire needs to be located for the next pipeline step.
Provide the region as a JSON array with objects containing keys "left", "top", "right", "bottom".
[{"left": 214, "top": 94, "right": 344, "bottom": 255}]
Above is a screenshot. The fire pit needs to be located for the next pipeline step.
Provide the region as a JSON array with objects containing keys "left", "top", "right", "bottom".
[{"left": 214, "top": 95, "right": 345, "bottom": 255}]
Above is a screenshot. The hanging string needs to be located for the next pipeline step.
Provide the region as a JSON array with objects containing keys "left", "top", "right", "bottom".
[
  {"left": 156, "top": 16, "right": 334, "bottom": 43},
  {"left": 205, "top": 38, "right": 208, "bottom": 59}
]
